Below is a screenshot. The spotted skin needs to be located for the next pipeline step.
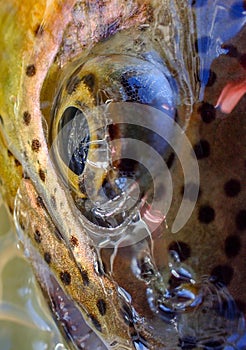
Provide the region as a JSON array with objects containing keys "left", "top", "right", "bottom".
[{"left": 0, "top": 0, "right": 245, "bottom": 349}]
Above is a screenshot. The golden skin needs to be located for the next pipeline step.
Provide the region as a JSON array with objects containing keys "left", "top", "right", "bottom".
[
  {"left": 0, "top": 0, "right": 246, "bottom": 349},
  {"left": 0, "top": 3, "right": 156, "bottom": 347},
  {"left": 0, "top": 1, "right": 164, "bottom": 348}
]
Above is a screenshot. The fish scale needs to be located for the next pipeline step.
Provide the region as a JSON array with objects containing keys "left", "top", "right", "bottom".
[
  {"left": 15, "top": 179, "right": 149, "bottom": 349},
  {"left": 0, "top": 0, "right": 246, "bottom": 349}
]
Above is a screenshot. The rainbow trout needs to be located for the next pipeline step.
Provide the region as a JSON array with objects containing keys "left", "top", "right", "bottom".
[{"left": 0, "top": 0, "right": 245, "bottom": 349}]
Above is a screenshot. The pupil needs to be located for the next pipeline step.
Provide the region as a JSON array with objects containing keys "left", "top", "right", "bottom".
[
  {"left": 69, "top": 134, "right": 90, "bottom": 175},
  {"left": 57, "top": 106, "right": 90, "bottom": 176}
]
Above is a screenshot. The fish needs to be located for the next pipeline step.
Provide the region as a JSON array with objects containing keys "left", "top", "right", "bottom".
[{"left": 0, "top": 0, "right": 245, "bottom": 349}]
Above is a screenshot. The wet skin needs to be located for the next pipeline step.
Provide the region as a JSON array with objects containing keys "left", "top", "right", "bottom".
[{"left": 0, "top": 1, "right": 246, "bottom": 349}]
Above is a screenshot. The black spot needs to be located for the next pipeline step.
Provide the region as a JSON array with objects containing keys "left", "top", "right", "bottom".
[
  {"left": 198, "top": 205, "right": 215, "bottom": 223},
  {"left": 14, "top": 158, "right": 21, "bottom": 167},
  {"left": 221, "top": 44, "right": 239, "bottom": 58},
  {"left": 80, "top": 269, "right": 90, "bottom": 286},
  {"left": 198, "top": 102, "right": 216, "bottom": 123},
  {"left": 70, "top": 235, "right": 79, "bottom": 247},
  {"left": 60, "top": 271, "right": 71, "bottom": 285},
  {"left": 82, "top": 74, "right": 95, "bottom": 92},
  {"left": 31, "top": 139, "right": 41, "bottom": 152},
  {"left": 0, "top": 115, "right": 3, "bottom": 125},
  {"left": 166, "top": 152, "right": 175, "bottom": 168},
  {"left": 7, "top": 150, "right": 13, "bottom": 157},
  {"left": 88, "top": 314, "right": 102, "bottom": 332},
  {"left": 239, "top": 53, "right": 246, "bottom": 70},
  {"left": 66, "top": 76, "right": 81, "bottom": 95},
  {"left": 26, "top": 64, "right": 36, "bottom": 77},
  {"left": 44, "top": 252, "right": 51, "bottom": 264},
  {"left": 195, "top": 36, "right": 211, "bottom": 54},
  {"left": 193, "top": 140, "right": 210, "bottom": 159},
  {"left": 211, "top": 264, "right": 234, "bottom": 286},
  {"left": 23, "top": 111, "right": 31, "bottom": 125},
  {"left": 96, "top": 299, "right": 107, "bottom": 316},
  {"left": 235, "top": 210, "right": 246, "bottom": 231},
  {"left": 168, "top": 241, "right": 191, "bottom": 261},
  {"left": 39, "top": 168, "right": 46, "bottom": 182},
  {"left": 224, "top": 235, "right": 241, "bottom": 258},
  {"left": 36, "top": 195, "right": 45, "bottom": 208},
  {"left": 224, "top": 179, "right": 241, "bottom": 197},
  {"left": 34, "top": 229, "right": 42, "bottom": 243}
]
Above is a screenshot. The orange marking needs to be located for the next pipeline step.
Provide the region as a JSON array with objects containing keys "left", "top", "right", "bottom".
[{"left": 216, "top": 79, "right": 246, "bottom": 114}]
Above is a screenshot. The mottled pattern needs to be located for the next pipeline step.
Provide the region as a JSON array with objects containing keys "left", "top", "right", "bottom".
[{"left": 0, "top": 1, "right": 245, "bottom": 349}]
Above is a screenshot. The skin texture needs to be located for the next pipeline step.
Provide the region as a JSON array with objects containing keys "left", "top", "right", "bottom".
[{"left": 0, "top": 1, "right": 246, "bottom": 349}]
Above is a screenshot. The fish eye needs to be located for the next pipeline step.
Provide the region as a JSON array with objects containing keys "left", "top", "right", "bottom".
[{"left": 50, "top": 54, "right": 177, "bottom": 231}]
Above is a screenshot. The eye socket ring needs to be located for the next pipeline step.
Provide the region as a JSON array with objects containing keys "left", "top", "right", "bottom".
[{"left": 50, "top": 53, "right": 177, "bottom": 233}]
